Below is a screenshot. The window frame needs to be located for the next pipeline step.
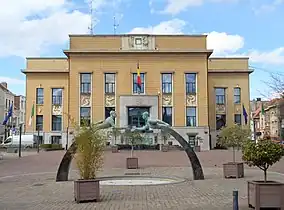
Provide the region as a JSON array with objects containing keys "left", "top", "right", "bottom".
[
  {"left": 161, "top": 73, "right": 172, "bottom": 94},
  {"left": 234, "top": 87, "right": 241, "bottom": 104},
  {"left": 104, "top": 73, "right": 115, "bottom": 94},
  {"left": 51, "top": 115, "right": 62, "bottom": 131},
  {"left": 80, "top": 107, "right": 91, "bottom": 126},
  {"left": 215, "top": 88, "right": 226, "bottom": 105},
  {"left": 36, "top": 88, "right": 44, "bottom": 105},
  {"left": 185, "top": 73, "right": 196, "bottom": 94},
  {"left": 80, "top": 73, "right": 92, "bottom": 94},
  {"left": 234, "top": 114, "right": 242, "bottom": 125},
  {"left": 186, "top": 107, "right": 197, "bottom": 127},
  {"left": 216, "top": 114, "right": 226, "bottom": 130},
  {"left": 36, "top": 115, "right": 43, "bottom": 131},
  {"left": 132, "top": 73, "right": 145, "bottom": 94},
  {"left": 52, "top": 88, "right": 63, "bottom": 105}
]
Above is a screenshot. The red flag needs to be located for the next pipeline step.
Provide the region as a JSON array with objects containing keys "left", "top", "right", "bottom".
[{"left": 137, "top": 62, "right": 142, "bottom": 90}]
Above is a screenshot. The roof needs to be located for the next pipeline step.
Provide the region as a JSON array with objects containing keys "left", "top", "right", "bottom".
[
  {"left": 0, "top": 83, "right": 15, "bottom": 96},
  {"left": 252, "top": 107, "right": 261, "bottom": 118}
]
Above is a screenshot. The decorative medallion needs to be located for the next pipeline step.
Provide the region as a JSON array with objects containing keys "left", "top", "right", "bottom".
[
  {"left": 234, "top": 104, "right": 241, "bottom": 114},
  {"left": 80, "top": 94, "right": 91, "bottom": 107},
  {"left": 216, "top": 104, "right": 226, "bottom": 114},
  {"left": 162, "top": 95, "right": 172, "bottom": 106},
  {"left": 186, "top": 94, "right": 196, "bottom": 106},
  {"left": 105, "top": 95, "right": 115, "bottom": 107},
  {"left": 36, "top": 105, "right": 43, "bottom": 115},
  {"left": 52, "top": 105, "right": 62, "bottom": 115},
  {"left": 135, "top": 97, "right": 143, "bottom": 106}
]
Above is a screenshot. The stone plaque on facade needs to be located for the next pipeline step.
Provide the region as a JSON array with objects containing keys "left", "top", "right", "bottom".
[
  {"left": 36, "top": 105, "right": 43, "bottom": 115},
  {"left": 162, "top": 94, "right": 172, "bottom": 106},
  {"left": 216, "top": 104, "right": 226, "bottom": 114},
  {"left": 105, "top": 95, "right": 115, "bottom": 107},
  {"left": 80, "top": 94, "right": 91, "bottom": 107},
  {"left": 52, "top": 105, "right": 62, "bottom": 115},
  {"left": 186, "top": 94, "right": 197, "bottom": 106}
]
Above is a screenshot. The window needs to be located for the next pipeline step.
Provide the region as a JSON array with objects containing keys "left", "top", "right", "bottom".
[
  {"left": 105, "top": 73, "right": 115, "bottom": 94},
  {"left": 105, "top": 107, "right": 115, "bottom": 119},
  {"left": 51, "top": 136, "right": 61, "bottom": 144},
  {"left": 52, "top": 88, "right": 63, "bottom": 105},
  {"left": 80, "top": 107, "right": 91, "bottom": 126},
  {"left": 80, "top": 73, "right": 91, "bottom": 94},
  {"left": 216, "top": 114, "right": 226, "bottom": 130},
  {"left": 52, "top": 115, "right": 62, "bottom": 131},
  {"left": 5, "top": 99, "right": 7, "bottom": 109},
  {"left": 215, "top": 88, "right": 226, "bottom": 104},
  {"left": 128, "top": 107, "right": 149, "bottom": 127},
  {"left": 234, "top": 114, "right": 242, "bottom": 125},
  {"left": 186, "top": 107, "right": 196, "bottom": 126},
  {"left": 162, "top": 73, "right": 172, "bottom": 93},
  {"left": 36, "top": 115, "right": 43, "bottom": 131},
  {"left": 234, "top": 87, "right": 241, "bottom": 104},
  {"left": 185, "top": 73, "right": 196, "bottom": 94},
  {"left": 162, "top": 107, "right": 172, "bottom": 125},
  {"left": 36, "top": 88, "right": 44, "bottom": 105},
  {"left": 133, "top": 73, "right": 145, "bottom": 94}
]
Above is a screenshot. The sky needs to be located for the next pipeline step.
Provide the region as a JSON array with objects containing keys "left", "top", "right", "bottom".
[{"left": 0, "top": 0, "right": 284, "bottom": 100}]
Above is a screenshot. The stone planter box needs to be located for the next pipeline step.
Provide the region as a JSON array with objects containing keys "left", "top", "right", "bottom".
[
  {"left": 111, "top": 145, "right": 119, "bottom": 153},
  {"left": 223, "top": 162, "right": 244, "bottom": 178},
  {"left": 74, "top": 179, "right": 100, "bottom": 203},
  {"left": 126, "top": 157, "right": 138, "bottom": 169},
  {"left": 194, "top": 146, "right": 201, "bottom": 152},
  {"left": 161, "top": 144, "right": 169, "bottom": 152},
  {"left": 248, "top": 181, "right": 284, "bottom": 209}
]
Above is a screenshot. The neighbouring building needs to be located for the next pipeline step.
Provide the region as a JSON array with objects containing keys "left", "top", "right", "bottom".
[
  {"left": 22, "top": 34, "right": 253, "bottom": 150},
  {"left": 0, "top": 86, "right": 5, "bottom": 142},
  {"left": 14, "top": 95, "right": 26, "bottom": 133}
]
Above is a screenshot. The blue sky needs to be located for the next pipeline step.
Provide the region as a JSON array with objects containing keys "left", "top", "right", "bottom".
[{"left": 1, "top": 0, "right": 284, "bottom": 99}]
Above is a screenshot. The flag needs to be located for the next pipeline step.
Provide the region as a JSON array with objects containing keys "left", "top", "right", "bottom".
[
  {"left": 2, "top": 104, "right": 13, "bottom": 125},
  {"left": 28, "top": 104, "right": 35, "bottom": 127},
  {"left": 261, "top": 103, "right": 265, "bottom": 115},
  {"left": 136, "top": 61, "right": 142, "bottom": 91},
  {"left": 242, "top": 104, "right": 248, "bottom": 125}
]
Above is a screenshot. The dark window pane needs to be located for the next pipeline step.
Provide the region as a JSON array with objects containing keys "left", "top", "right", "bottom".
[
  {"left": 162, "top": 73, "right": 172, "bottom": 93},
  {"left": 234, "top": 114, "right": 242, "bottom": 125},
  {"left": 127, "top": 107, "right": 149, "bottom": 127},
  {"left": 215, "top": 88, "right": 226, "bottom": 104},
  {"left": 80, "top": 107, "right": 91, "bottom": 126},
  {"left": 162, "top": 107, "right": 172, "bottom": 125},
  {"left": 36, "top": 88, "right": 44, "bottom": 104},
  {"left": 186, "top": 107, "right": 196, "bottom": 126},
  {"left": 80, "top": 73, "right": 91, "bottom": 94},
  {"left": 105, "top": 73, "right": 115, "bottom": 94},
  {"left": 36, "top": 115, "right": 43, "bottom": 131},
  {"left": 216, "top": 114, "right": 226, "bottom": 130},
  {"left": 105, "top": 107, "right": 115, "bottom": 119},
  {"left": 52, "top": 115, "right": 62, "bottom": 131},
  {"left": 52, "top": 88, "right": 63, "bottom": 105},
  {"left": 234, "top": 88, "right": 241, "bottom": 104},
  {"left": 185, "top": 73, "right": 196, "bottom": 94}
]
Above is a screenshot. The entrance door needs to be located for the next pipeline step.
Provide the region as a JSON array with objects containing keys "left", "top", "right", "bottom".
[{"left": 127, "top": 107, "right": 150, "bottom": 128}]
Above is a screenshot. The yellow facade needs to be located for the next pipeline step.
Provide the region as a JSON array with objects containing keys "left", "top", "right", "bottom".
[{"left": 22, "top": 34, "right": 252, "bottom": 150}]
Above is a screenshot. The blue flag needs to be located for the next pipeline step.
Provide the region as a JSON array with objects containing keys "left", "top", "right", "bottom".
[
  {"left": 2, "top": 104, "right": 13, "bottom": 125},
  {"left": 242, "top": 104, "right": 248, "bottom": 125}
]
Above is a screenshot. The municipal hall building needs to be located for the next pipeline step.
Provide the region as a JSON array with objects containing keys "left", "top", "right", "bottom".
[{"left": 22, "top": 34, "right": 253, "bottom": 151}]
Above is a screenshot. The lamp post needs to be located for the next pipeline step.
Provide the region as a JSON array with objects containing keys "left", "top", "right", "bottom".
[
  {"left": 66, "top": 126, "right": 69, "bottom": 150},
  {"left": 36, "top": 124, "right": 41, "bottom": 153},
  {"left": 18, "top": 123, "right": 23, "bottom": 157}
]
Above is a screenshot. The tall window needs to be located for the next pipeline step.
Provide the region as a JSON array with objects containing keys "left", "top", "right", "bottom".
[
  {"left": 215, "top": 88, "right": 226, "bottom": 104},
  {"left": 185, "top": 73, "right": 196, "bottom": 94},
  {"left": 162, "top": 107, "right": 172, "bottom": 125},
  {"left": 52, "top": 115, "right": 62, "bottom": 131},
  {"left": 36, "top": 115, "right": 43, "bottom": 131},
  {"left": 216, "top": 114, "right": 226, "bottom": 130},
  {"left": 162, "top": 73, "right": 172, "bottom": 93},
  {"left": 234, "top": 87, "right": 241, "bottom": 104},
  {"left": 80, "top": 73, "right": 91, "bottom": 94},
  {"left": 234, "top": 114, "right": 242, "bottom": 125},
  {"left": 105, "top": 73, "right": 115, "bottom": 94},
  {"left": 80, "top": 107, "right": 91, "bottom": 126},
  {"left": 186, "top": 107, "right": 196, "bottom": 126},
  {"left": 133, "top": 73, "right": 145, "bottom": 94},
  {"left": 52, "top": 88, "right": 63, "bottom": 105},
  {"left": 36, "top": 88, "right": 44, "bottom": 104},
  {"left": 105, "top": 107, "right": 115, "bottom": 119}
]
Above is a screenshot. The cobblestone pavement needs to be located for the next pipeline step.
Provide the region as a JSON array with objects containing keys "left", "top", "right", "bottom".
[{"left": 1, "top": 150, "right": 284, "bottom": 210}]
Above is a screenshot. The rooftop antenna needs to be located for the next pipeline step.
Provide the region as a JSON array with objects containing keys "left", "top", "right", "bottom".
[
  {"left": 113, "top": 15, "right": 119, "bottom": 35},
  {"left": 88, "top": 0, "right": 94, "bottom": 34}
]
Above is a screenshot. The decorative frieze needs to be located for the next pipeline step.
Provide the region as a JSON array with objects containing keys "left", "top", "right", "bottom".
[
  {"left": 80, "top": 94, "right": 91, "bottom": 107},
  {"left": 52, "top": 105, "right": 62, "bottom": 115},
  {"left": 234, "top": 104, "right": 241, "bottom": 114},
  {"left": 162, "top": 94, "right": 172, "bottom": 106},
  {"left": 216, "top": 104, "right": 226, "bottom": 114},
  {"left": 105, "top": 95, "right": 115, "bottom": 107},
  {"left": 186, "top": 94, "right": 197, "bottom": 106},
  {"left": 36, "top": 105, "right": 43, "bottom": 115},
  {"left": 121, "top": 36, "right": 155, "bottom": 50}
]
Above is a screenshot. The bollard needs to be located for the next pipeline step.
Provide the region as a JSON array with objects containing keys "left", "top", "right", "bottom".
[{"left": 233, "top": 190, "right": 239, "bottom": 210}]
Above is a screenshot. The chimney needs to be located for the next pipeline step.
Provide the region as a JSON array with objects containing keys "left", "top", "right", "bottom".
[
  {"left": 256, "top": 98, "right": 261, "bottom": 101},
  {"left": 0, "top": 82, "right": 7, "bottom": 88}
]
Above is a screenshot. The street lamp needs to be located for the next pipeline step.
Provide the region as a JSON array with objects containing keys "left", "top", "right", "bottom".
[
  {"left": 36, "top": 124, "right": 42, "bottom": 153},
  {"left": 66, "top": 126, "right": 69, "bottom": 150},
  {"left": 18, "top": 123, "right": 23, "bottom": 157}
]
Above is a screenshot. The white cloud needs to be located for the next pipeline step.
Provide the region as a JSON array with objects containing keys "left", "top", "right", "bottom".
[
  {"left": 253, "top": 0, "right": 284, "bottom": 15},
  {"left": 246, "top": 48, "right": 284, "bottom": 65},
  {"left": 206, "top": 31, "right": 245, "bottom": 55},
  {"left": 129, "top": 19, "right": 187, "bottom": 34},
  {"left": 0, "top": 77, "right": 25, "bottom": 85},
  {"left": 0, "top": 0, "right": 118, "bottom": 57}
]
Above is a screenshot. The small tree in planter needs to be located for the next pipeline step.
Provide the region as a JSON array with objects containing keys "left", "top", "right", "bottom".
[
  {"left": 243, "top": 139, "right": 284, "bottom": 209},
  {"left": 74, "top": 123, "right": 107, "bottom": 203},
  {"left": 217, "top": 124, "right": 251, "bottom": 178},
  {"left": 111, "top": 127, "right": 121, "bottom": 153},
  {"left": 125, "top": 130, "right": 143, "bottom": 169}
]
